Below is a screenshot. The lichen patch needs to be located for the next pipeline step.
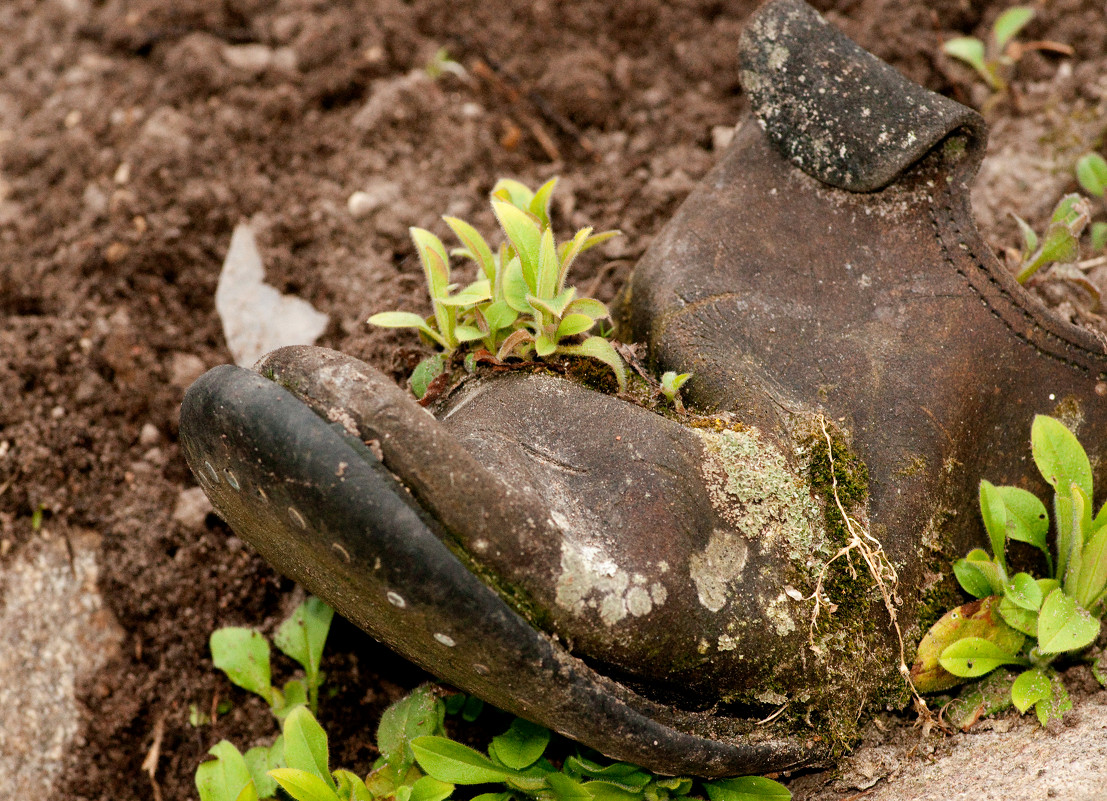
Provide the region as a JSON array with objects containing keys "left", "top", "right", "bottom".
[
  {"left": 688, "top": 527, "right": 749, "bottom": 612},
  {"left": 555, "top": 542, "right": 666, "bottom": 625},
  {"left": 697, "top": 426, "right": 826, "bottom": 563}
]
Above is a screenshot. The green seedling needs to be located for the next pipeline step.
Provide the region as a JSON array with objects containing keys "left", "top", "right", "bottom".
[
  {"left": 1076, "top": 152, "right": 1107, "bottom": 252},
  {"left": 942, "top": 6, "right": 1036, "bottom": 94},
  {"left": 369, "top": 177, "right": 627, "bottom": 394},
  {"left": 912, "top": 415, "right": 1107, "bottom": 726},
  {"left": 199, "top": 627, "right": 792, "bottom": 801},
  {"left": 659, "top": 371, "right": 692, "bottom": 410},
  {"left": 425, "top": 47, "right": 466, "bottom": 80},
  {"left": 209, "top": 596, "right": 334, "bottom": 721},
  {"left": 265, "top": 686, "right": 790, "bottom": 801},
  {"left": 1012, "top": 193, "right": 1091, "bottom": 284}
]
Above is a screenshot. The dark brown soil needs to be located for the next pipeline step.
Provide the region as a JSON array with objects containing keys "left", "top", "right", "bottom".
[{"left": 0, "top": 1, "right": 1104, "bottom": 799}]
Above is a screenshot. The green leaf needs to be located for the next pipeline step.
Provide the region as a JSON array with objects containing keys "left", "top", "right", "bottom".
[
  {"left": 409, "top": 775, "right": 455, "bottom": 801},
  {"left": 557, "top": 336, "right": 627, "bottom": 392},
  {"left": 410, "top": 354, "right": 447, "bottom": 400},
  {"left": 564, "top": 297, "right": 610, "bottom": 320},
  {"left": 535, "top": 332, "right": 558, "bottom": 357},
  {"left": 368, "top": 312, "right": 451, "bottom": 351},
  {"left": 992, "top": 6, "right": 1034, "bottom": 50},
  {"left": 1064, "top": 483, "right": 1090, "bottom": 599},
  {"left": 585, "top": 782, "right": 645, "bottom": 801},
  {"left": 444, "top": 216, "right": 497, "bottom": 281},
  {"left": 546, "top": 772, "right": 593, "bottom": 801},
  {"left": 557, "top": 226, "right": 592, "bottom": 276},
  {"left": 910, "top": 596, "right": 1024, "bottom": 692},
  {"left": 563, "top": 756, "right": 651, "bottom": 788},
  {"left": 1004, "top": 572, "right": 1043, "bottom": 611},
  {"left": 274, "top": 598, "right": 334, "bottom": 693},
  {"left": 440, "top": 280, "right": 493, "bottom": 308},
  {"left": 502, "top": 256, "right": 532, "bottom": 314},
  {"left": 490, "top": 718, "right": 550, "bottom": 770},
  {"left": 703, "top": 776, "right": 792, "bottom": 801},
  {"left": 334, "top": 770, "right": 373, "bottom": 801},
  {"left": 1093, "top": 650, "right": 1107, "bottom": 688},
  {"left": 1091, "top": 222, "right": 1107, "bottom": 253},
  {"left": 455, "top": 324, "right": 486, "bottom": 343},
  {"left": 491, "top": 178, "right": 535, "bottom": 210},
  {"left": 997, "top": 596, "right": 1038, "bottom": 637},
  {"left": 556, "top": 313, "right": 595, "bottom": 339},
  {"left": 245, "top": 737, "right": 284, "bottom": 800},
  {"left": 579, "top": 229, "right": 621, "bottom": 254},
  {"left": 979, "top": 479, "right": 1009, "bottom": 571},
  {"left": 1033, "top": 414, "right": 1092, "bottom": 571},
  {"left": 269, "top": 769, "right": 341, "bottom": 801},
  {"left": 282, "top": 706, "right": 336, "bottom": 791},
  {"left": 197, "top": 741, "right": 257, "bottom": 801},
  {"left": 273, "top": 679, "right": 308, "bottom": 721},
  {"left": 528, "top": 177, "right": 559, "bottom": 229},
  {"left": 1037, "top": 223, "right": 1081, "bottom": 266},
  {"left": 1011, "top": 667, "right": 1051, "bottom": 713},
  {"left": 953, "top": 557, "right": 994, "bottom": 599},
  {"left": 939, "top": 637, "right": 1026, "bottom": 678},
  {"left": 1078, "top": 517, "right": 1107, "bottom": 609},
  {"left": 943, "top": 37, "right": 987, "bottom": 75},
  {"left": 1035, "top": 670, "right": 1072, "bottom": 726},
  {"left": 211, "top": 628, "right": 273, "bottom": 702},
  {"left": 536, "top": 227, "right": 561, "bottom": 299},
  {"left": 411, "top": 736, "right": 520, "bottom": 784},
  {"left": 994, "top": 485, "right": 1050, "bottom": 557},
  {"left": 482, "top": 300, "right": 519, "bottom": 333},
  {"left": 493, "top": 200, "right": 542, "bottom": 290},
  {"left": 1011, "top": 213, "right": 1039, "bottom": 256},
  {"left": 410, "top": 228, "right": 451, "bottom": 297},
  {"left": 460, "top": 695, "right": 484, "bottom": 722},
  {"left": 378, "top": 686, "right": 445, "bottom": 772},
  {"left": 1076, "top": 153, "right": 1107, "bottom": 198},
  {"left": 1036, "top": 588, "right": 1100, "bottom": 654}
]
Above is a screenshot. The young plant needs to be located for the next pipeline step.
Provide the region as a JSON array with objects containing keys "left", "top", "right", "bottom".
[
  {"left": 1076, "top": 152, "right": 1107, "bottom": 252},
  {"left": 198, "top": 597, "right": 334, "bottom": 801},
  {"left": 659, "top": 371, "right": 692, "bottom": 410},
  {"left": 209, "top": 595, "right": 334, "bottom": 720},
  {"left": 368, "top": 177, "right": 627, "bottom": 394},
  {"left": 267, "top": 686, "right": 792, "bottom": 801},
  {"left": 1011, "top": 193, "right": 1091, "bottom": 284},
  {"left": 942, "top": 6, "right": 1036, "bottom": 94},
  {"left": 911, "top": 415, "right": 1107, "bottom": 726}
]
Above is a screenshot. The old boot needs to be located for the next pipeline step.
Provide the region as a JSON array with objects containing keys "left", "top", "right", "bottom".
[{"left": 180, "top": 0, "right": 1107, "bottom": 779}]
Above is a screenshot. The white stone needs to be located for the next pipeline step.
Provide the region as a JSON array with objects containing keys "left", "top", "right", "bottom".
[{"left": 215, "top": 223, "right": 329, "bottom": 367}]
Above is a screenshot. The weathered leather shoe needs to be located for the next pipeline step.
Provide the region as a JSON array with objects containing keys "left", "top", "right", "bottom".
[{"left": 180, "top": 0, "right": 1107, "bottom": 778}]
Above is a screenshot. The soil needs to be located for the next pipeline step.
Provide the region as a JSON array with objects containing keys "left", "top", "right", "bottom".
[{"left": 0, "top": 0, "right": 1105, "bottom": 800}]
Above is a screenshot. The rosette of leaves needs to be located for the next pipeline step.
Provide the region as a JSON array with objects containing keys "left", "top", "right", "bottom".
[
  {"left": 911, "top": 415, "right": 1107, "bottom": 726},
  {"left": 1011, "top": 193, "right": 1091, "bottom": 284},
  {"left": 369, "top": 177, "right": 626, "bottom": 394}
]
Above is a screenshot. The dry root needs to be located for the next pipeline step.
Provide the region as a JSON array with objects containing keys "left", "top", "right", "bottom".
[{"left": 807, "top": 416, "right": 933, "bottom": 725}]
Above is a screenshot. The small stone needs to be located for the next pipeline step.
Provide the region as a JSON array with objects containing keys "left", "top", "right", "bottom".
[
  {"left": 138, "top": 423, "right": 160, "bottom": 447},
  {"left": 169, "top": 352, "right": 206, "bottom": 389},
  {"left": 172, "top": 487, "right": 213, "bottom": 529},
  {"left": 711, "top": 124, "right": 737, "bottom": 152},
  {"left": 347, "top": 180, "right": 399, "bottom": 219},
  {"left": 222, "top": 43, "right": 274, "bottom": 75}
]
